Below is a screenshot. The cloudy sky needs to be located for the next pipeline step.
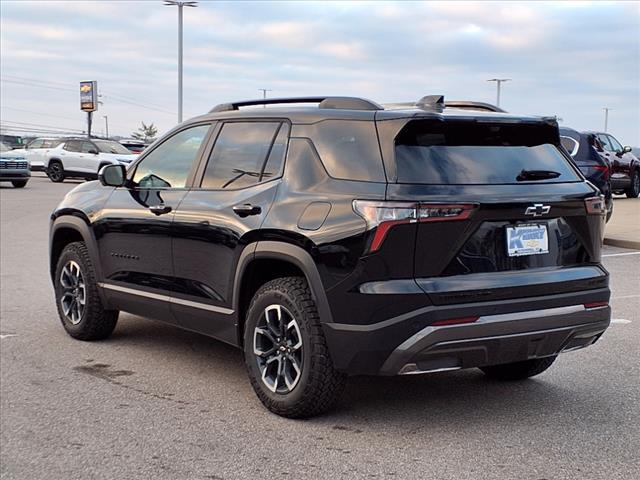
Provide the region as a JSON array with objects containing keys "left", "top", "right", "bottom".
[{"left": 1, "top": 0, "right": 638, "bottom": 144}]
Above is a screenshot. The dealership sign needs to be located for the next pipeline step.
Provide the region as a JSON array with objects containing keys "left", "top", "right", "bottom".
[{"left": 80, "top": 81, "right": 98, "bottom": 112}]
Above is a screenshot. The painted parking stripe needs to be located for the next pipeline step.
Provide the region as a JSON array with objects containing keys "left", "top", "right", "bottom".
[
  {"left": 610, "top": 319, "right": 632, "bottom": 325},
  {"left": 612, "top": 294, "right": 640, "bottom": 300},
  {"left": 0, "top": 334, "right": 17, "bottom": 339},
  {"left": 602, "top": 252, "right": 640, "bottom": 258}
]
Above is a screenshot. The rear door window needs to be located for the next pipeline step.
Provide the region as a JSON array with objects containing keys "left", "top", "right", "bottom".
[
  {"left": 394, "top": 120, "right": 581, "bottom": 184},
  {"left": 200, "top": 121, "right": 287, "bottom": 189},
  {"left": 64, "top": 140, "right": 82, "bottom": 152},
  {"left": 597, "top": 134, "right": 614, "bottom": 151}
]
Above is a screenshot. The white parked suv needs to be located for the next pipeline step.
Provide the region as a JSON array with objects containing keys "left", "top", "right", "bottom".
[
  {"left": 45, "top": 138, "right": 137, "bottom": 183},
  {"left": 11, "top": 137, "right": 64, "bottom": 172}
]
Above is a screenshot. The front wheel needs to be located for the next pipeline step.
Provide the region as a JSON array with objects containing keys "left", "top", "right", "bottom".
[
  {"left": 11, "top": 180, "right": 28, "bottom": 188},
  {"left": 54, "top": 242, "right": 118, "bottom": 340},
  {"left": 625, "top": 171, "right": 640, "bottom": 198},
  {"left": 480, "top": 356, "right": 556, "bottom": 381},
  {"left": 243, "top": 277, "right": 346, "bottom": 418}
]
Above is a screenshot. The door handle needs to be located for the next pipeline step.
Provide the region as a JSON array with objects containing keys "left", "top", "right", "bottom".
[
  {"left": 233, "top": 204, "right": 262, "bottom": 217},
  {"left": 149, "top": 204, "right": 172, "bottom": 216}
]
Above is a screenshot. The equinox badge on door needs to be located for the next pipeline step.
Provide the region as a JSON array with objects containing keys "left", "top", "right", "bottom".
[{"left": 525, "top": 204, "right": 551, "bottom": 217}]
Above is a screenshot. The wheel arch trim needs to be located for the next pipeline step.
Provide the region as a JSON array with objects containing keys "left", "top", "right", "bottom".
[
  {"left": 232, "top": 241, "right": 333, "bottom": 338},
  {"left": 50, "top": 214, "right": 103, "bottom": 286}
]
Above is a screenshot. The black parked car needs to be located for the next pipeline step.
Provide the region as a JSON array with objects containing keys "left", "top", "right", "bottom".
[
  {"left": 588, "top": 131, "right": 639, "bottom": 198},
  {"left": 49, "top": 95, "right": 611, "bottom": 417},
  {"left": 559, "top": 127, "right": 613, "bottom": 221}
]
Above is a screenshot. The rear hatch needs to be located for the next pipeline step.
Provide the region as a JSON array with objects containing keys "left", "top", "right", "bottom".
[{"left": 381, "top": 117, "right": 607, "bottom": 305}]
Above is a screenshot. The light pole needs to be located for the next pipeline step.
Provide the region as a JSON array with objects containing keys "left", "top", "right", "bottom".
[
  {"left": 603, "top": 107, "right": 612, "bottom": 132},
  {"left": 258, "top": 88, "right": 272, "bottom": 107},
  {"left": 164, "top": 0, "right": 198, "bottom": 123},
  {"left": 487, "top": 78, "right": 511, "bottom": 108},
  {"left": 103, "top": 115, "right": 109, "bottom": 138}
]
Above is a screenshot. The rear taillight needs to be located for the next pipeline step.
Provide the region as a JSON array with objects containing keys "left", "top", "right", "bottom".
[
  {"left": 353, "top": 200, "right": 477, "bottom": 252},
  {"left": 592, "top": 164, "right": 609, "bottom": 180},
  {"left": 585, "top": 196, "right": 606, "bottom": 215}
]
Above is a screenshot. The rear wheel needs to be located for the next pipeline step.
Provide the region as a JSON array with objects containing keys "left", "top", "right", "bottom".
[
  {"left": 54, "top": 242, "right": 118, "bottom": 340},
  {"left": 480, "top": 356, "right": 556, "bottom": 381},
  {"left": 47, "top": 160, "right": 65, "bottom": 183},
  {"left": 243, "top": 277, "right": 346, "bottom": 418},
  {"left": 11, "top": 180, "right": 27, "bottom": 188},
  {"left": 625, "top": 171, "right": 639, "bottom": 198}
]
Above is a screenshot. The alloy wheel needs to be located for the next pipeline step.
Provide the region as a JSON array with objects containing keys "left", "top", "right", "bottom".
[
  {"left": 49, "top": 163, "right": 63, "bottom": 181},
  {"left": 59, "top": 260, "right": 86, "bottom": 325},
  {"left": 253, "top": 304, "right": 303, "bottom": 394}
]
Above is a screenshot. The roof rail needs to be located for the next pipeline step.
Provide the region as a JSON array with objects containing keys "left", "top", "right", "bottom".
[
  {"left": 209, "top": 96, "right": 383, "bottom": 113},
  {"left": 444, "top": 101, "right": 505, "bottom": 113}
]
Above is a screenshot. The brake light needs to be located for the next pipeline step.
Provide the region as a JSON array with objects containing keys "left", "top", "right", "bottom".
[
  {"left": 585, "top": 196, "right": 606, "bottom": 215},
  {"left": 353, "top": 201, "right": 477, "bottom": 252},
  {"left": 592, "top": 164, "right": 609, "bottom": 180},
  {"left": 431, "top": 316, "right": 479, "bottom": 326}
]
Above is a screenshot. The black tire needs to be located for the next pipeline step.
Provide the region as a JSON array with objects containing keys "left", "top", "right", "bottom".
[
  {"left": 54, "top": 241, "right": 118, "bottom": 340},
  {"left": 625, "top": 171, "right": 639, "bottom": 198},
  {"left": 480, "top": 356, "right": 556, "bottom": 381},
  {"left": 243, "top": 277, "right": 346, "bottom": 418},
  {"left": 47, "top": 160, "right": 65, "bottom": 183},
  {"left": 11, "top": 180, "right": 28, "bottom": 188}
]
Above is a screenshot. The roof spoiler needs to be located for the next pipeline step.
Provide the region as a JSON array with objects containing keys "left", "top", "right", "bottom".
[{"left": 210, "top": 96, "right": 383, "bottom": 113}]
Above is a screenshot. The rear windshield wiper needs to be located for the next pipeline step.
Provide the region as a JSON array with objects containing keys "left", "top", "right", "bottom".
[{"left": 516, "top": 169, "right": 561, "bottom": 181}]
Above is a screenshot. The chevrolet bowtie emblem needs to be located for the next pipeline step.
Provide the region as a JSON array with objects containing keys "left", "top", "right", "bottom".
[{"left": 525, "top": 204, "right": 551, "bottom": 217}]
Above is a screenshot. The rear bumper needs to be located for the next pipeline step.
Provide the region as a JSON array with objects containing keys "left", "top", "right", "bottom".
[{"left": 323, "top": 288, "right": 610, "bottom": 376}]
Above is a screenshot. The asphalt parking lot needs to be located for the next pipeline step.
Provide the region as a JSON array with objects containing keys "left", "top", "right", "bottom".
[{"left": 1, "top": 176, "right": 639, "bottom": 480}]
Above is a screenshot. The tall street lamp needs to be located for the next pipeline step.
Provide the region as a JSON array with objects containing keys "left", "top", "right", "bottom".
[
  {"left": 164, "top": 0, "right": 198, "bottom": 123},
  {"left": 103, "top": 115, "right": 109, "bottom": 138},
  {"left": 487, "top": 78, "right": 511, "bottom": 108},
  {"left": 603, "top": 107, "right": 612, "bottom": 132}
]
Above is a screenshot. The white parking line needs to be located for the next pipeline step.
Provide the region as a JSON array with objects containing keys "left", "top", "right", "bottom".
[
  {"left": 602, "top": 252, "right": 640, "bottom": 258},
  {"left": 611, "top": 319, "right": 632, "bottom": 325},
  {"left": 612, "top": 294, "right": 640, "bottom": 300},
  {"left": 0, "top": 334, "right": 17, "bottom": 339}
]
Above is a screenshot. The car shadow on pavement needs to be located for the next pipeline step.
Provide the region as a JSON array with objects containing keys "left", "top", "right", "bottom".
[{"left": 107, "top": 315, "right": 592, "bottom": 424}]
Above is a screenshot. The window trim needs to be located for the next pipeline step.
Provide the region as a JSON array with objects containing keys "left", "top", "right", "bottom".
[
  {"left": 124, "top": 121, "right": 216, "bottom": 190},
  {"left": 192, "top": 118, "right": 291, "bottom": 192}
]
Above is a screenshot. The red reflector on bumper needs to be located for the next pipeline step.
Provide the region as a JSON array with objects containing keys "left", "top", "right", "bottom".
[
  {"left": 584, "top": 301, "right": 608, "bottom": 309},
  {"left": 431, "top": 316, "right": 479, "bottom": 327}
]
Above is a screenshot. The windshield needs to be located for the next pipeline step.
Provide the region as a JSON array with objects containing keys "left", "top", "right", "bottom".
[
  {"left": 94, "top": 140, "right": 133, "bottom": 155},
  {"left": 394, "top": 120, "right": 581, "bottom": 185}
]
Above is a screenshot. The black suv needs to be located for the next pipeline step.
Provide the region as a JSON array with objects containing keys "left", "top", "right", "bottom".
[
  {"left": 587, "top": 131, "right": 639, "bottom": 198},
  {"left": 49, "top": 96, "right": 611, "bottom": 417}
]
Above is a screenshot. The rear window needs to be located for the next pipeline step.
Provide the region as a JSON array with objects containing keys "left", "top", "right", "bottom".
[{"left": 395, "top": 120, "right": 581, "bottom": 185}]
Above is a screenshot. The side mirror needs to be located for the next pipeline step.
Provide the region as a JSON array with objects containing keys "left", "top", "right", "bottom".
[
  {"left": 622, "top": 146, "right": 632, "bottom": 154},
  {"left": 88, "top": 148, "right": 99, "bottom": 155},
  {"left": 99, "top": 164, "right": 126, "bottom": 187}
]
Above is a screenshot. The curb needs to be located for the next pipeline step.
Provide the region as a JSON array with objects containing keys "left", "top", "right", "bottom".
[{"left": 603, "top": 237, "right": 640, "bottom": 251}]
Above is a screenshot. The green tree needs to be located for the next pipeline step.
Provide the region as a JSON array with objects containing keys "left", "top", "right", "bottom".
[{"left": 131, "top": 122, "right": 158, "bottom": 143}]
